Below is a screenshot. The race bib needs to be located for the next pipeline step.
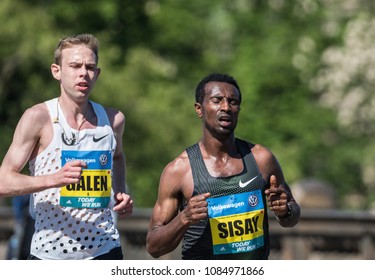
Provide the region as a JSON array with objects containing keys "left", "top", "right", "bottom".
[
  {"left": 207, "top": 190, "right": 265, "bottom": 255},
  {"left": 60, "top": 150, "right": 112, "bottom": 208}
]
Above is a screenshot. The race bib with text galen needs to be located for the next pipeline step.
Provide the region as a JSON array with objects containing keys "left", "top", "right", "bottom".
[
  {"left": 207, "top": 190, "right": 265, "bottom": 255},
  {"left": 60, "top": 150, "right": 112, "bottom": 208}
]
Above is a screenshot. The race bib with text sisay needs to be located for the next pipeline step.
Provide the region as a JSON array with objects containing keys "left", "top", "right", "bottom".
[{"left": 207, "top": 190, "right": 265, "bottom": 255}]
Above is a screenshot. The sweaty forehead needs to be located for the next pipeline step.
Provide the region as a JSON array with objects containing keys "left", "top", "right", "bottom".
[
  {"left": 205, "top": 82, "right": 238, "bottom": 96},
  {"left": 62, "top": 46, "right": 97, "bottom": 64}
]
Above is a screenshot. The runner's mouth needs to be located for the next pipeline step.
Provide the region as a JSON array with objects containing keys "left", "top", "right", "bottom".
[
  {"left": 77, "top": 82, "right": 89, "bottom": 90},
  {"left": 218, "top": 116, "right": 232, "bottom": 126}
]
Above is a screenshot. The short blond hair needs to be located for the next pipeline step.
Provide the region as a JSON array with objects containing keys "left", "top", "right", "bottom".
[{"left": 54, "top": 33, "right": 99, "bottom": 65}]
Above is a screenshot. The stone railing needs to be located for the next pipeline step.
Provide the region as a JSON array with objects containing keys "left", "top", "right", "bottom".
[{"left": 1, "top": 207, "right": 375, "bottom": 260}]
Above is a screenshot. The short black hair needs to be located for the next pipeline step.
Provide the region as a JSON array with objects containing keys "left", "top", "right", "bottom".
[{"left": 195, "top": 73, "right": 241, "bottom": 104}]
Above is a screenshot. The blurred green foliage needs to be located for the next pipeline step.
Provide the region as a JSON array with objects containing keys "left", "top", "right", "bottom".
[{"left": 1, "top": 0, "right": 374, "bottom": 209}]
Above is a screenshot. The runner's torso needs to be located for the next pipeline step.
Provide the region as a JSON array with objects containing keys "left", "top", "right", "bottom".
[
  {"left": 28, "top": 98, "right": 120, "bottom": 259},
  {"left": 182, "top": 138, "right": 270, "bottom": 259}
]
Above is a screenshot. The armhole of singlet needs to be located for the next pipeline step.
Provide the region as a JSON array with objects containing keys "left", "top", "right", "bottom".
[
  {"left": 90, "top": 101, "right": 110, "bottom": 126},
  {"left": 185, "top": 143, "right": 201, "bottom": 176},
  {"left": 45, "top": 98, "right": 58, "bottom": 123},
  {"left": 181, "top": 144, "right": 201, "bottom": 211},
  {"left": 235, "top": 138, "right": 254, "bottom": 155},
  {"left": 236, "top": 138, "right": 268, "bottom": 188}
]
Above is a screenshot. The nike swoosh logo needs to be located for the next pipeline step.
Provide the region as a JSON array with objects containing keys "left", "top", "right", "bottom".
[
  {"left": 239, "top": 176, "right": 257, "bottom": 188},
  {"left": 93, "top": 134, "right": 109, "bottom": 142}
]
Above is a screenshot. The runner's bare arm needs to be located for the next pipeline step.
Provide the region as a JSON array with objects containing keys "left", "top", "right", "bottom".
[
  {"left": 252, "top": 144, "right": 300, "bottom": 227},
  {"left": 108, "top": 108, "right": 126, "bottom": 195},
  {"left": 0, "top": 105, "right": 86, "bottom": 197},
  {"left": 107, "top": 108, "right": 133, "bottom": 216},
  {"left": 146, "top": 154, "right": 210, "bottom": 258}
]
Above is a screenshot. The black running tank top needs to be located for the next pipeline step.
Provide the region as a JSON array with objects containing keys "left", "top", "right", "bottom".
[{"left": 182, "top": 138, "right": 270, "bottom": 259}]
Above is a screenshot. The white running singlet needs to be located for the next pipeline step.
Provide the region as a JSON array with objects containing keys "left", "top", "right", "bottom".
[{"left": 28, "top": 98, "right": 121, "bottom": 259}]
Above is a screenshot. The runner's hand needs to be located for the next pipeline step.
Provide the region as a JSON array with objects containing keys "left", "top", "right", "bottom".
[
  {"left": 265, "top": 175, "right": 289, "bottom": 216},
  {"left": 182, "top": 192, "right": 210, "bottom": 225}
]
